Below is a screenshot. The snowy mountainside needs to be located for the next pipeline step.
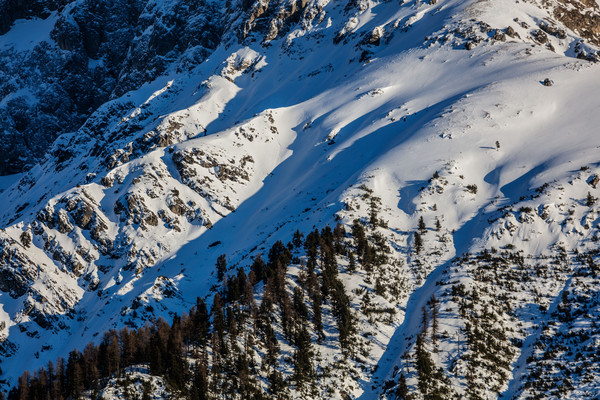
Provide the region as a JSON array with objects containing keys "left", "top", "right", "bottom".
[{"left": 1, "top": 0, "right": 600, "bottom": 398}]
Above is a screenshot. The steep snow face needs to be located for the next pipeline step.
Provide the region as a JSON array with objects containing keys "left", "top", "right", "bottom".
[{"left": 1, "top": 0, "right": 600, "bottom": 396}]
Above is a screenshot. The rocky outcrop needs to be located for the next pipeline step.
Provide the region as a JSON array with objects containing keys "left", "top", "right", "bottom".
[
  {"left": 0, "top": 0, "right": 222, "bottom": 175},
  {"left": 554, "top": 0, "right": 600, "bottom": 46},
  {"left": 236, "top": 0, "right": 318, "bottom": 42},
  {"left": 0, "top": 0, "right": 69, "bottom": 35}
]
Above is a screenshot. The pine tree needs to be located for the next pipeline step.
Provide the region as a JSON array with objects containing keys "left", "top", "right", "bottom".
[
  {"left": 211, "top": 293, "right": 227, "bottom": 358},
  {"left": 16, "top": 371, "right": 30, "bottom": 400},
  {"left": 331, "top": 280, "right": 354, "bottom": 351},
  {"left": 333, "top": 223, "right": 346, "bottom": 253},
  {"left": 418, "top": 216, "right": 426, "bottom": 235},
  {"left": 430, "top": 295, "right": 439, "bottom": 345},
  {"left": 312, "top": 292, "right": 324, "bottom": 342},
  {"left": 587, "top": 191, "right": 596, "bottom": 207},
  {"left": 103, "top": 330, "right": 120, "bottom": 378},
  {"left": 82, "top": 343, "right": 99, "bottom": 394},
  {"left": 304, "top": 229, "right": 320, "bottom": 260},
  {"left": 414, "top": 232, "right": 423, "bottom": 254},
  {"left": 415, "top": 334, "right": 434, "bottom": 395},
  {"left": 167, "top": 315, "right": 186, "bottom": 389},
  {"left": 351, "top": 219, "right": 368, "bottom": 260},
  {"left": 191, "top": 359, "right": 209, "bottom": 400},
  {"left": 267, "top": 240, "right": 292, "bottom": 274},
  {"left": 216, "top": 254, "right": 227, "bottom": 281},
  {"left": 263, "top": 323, "right": 280, "bottom": 372},
  {"left": 292, "top": 230, "right": 304, "bottom": 248},
  {"left": 65, "top": 350, "right": 84, "bottom": 400},
  {"left": 421, "top": 306, "right": 428, "bottom": 336},
  {"left": 293, "top": 325, "right": 313, "bottom": 387},
  {"left": 250, "top": 254, "right": 266, "bottom": 284},
  {"left": 52, "top": 358, "right": 65, "bottom": 400},
  {"left": 369, "top": 196, "right": 380, "bottom": 227},
  {"left": 395, "top": 373, "right": 410, "bottom": 400},
  {"left": 194, "top": 297, "right": 211, "bottom": 348},
  {"left": 348, "top": 252, "right": 357, "bottom": 272},
  {"left": 293, "top": 287, "right": 309, "bottom": 321},
  {"left": 280, "top": 289, "right": 296, "bottom": 340},
  {"left": 119, "top": 327, "right": 136, "bottom": 368},
  {"left": 268, "top": 370, "right": 285, "bottom": 396}
]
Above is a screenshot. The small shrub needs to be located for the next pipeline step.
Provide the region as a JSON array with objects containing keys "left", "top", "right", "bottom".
[{"left": 466, "top": 184, "right": 478, "bottom": 194}]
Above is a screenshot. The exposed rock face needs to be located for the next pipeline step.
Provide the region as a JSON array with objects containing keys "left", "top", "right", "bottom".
[
  {"left": 0, "top": 0, "right": 68, "bottom": 35},
  {"left": 0, "top": 0, "right": 222, "bottom": 175},
  {"left": 554, "top": 0, "right": 600, "bottom": 46}
]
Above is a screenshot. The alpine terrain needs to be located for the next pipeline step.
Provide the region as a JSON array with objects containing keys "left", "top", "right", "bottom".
[{"left": 1, "top": 0, "right": 600, "bottom": 398}]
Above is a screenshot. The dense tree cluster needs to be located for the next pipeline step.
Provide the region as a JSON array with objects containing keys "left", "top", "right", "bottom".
[
  {"left": 7, "top": 302, "right": 211, "bottom": 400},
  {"left": 7, "top": 222, "right": 370, "bottom": 399}
]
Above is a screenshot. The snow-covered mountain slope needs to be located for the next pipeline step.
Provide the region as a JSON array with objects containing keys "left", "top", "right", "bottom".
[{"left": 1, "top": 0, "right": 600, "bottom": 397}]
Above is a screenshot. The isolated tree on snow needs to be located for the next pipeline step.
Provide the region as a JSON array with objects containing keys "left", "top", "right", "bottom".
[
  {"left": 587, "top": 191, "right": 596, "bottom": 207},
  {"left": 418, "top": 216, "right": 426, "bottom": 235},
  {"left": 430, "top": 294, "right": 439, "bottom": 345},
  {"left": 421, "top": 306, "right": 429, "bottom": 336},
  {"left": 216, "top": 254, "right": 227, "bottom": 281},
  {"left": 414, "top": 232, "right": 423, "bottom": 254}
]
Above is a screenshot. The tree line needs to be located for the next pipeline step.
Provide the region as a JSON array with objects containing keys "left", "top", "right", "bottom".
[{"left": 6, "top": 220, "right": 388, "bottom": 400}]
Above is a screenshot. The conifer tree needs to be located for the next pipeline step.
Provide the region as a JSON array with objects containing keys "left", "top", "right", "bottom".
[
  {"left": 211, "top": 293, "right": 227, "bottom": 359},
  {"left": 414, "top": 232, "right": 423, "bottom": 254},
  {"left": 267, "top": 240, "right": 292, "bottom": 273},
  {"left": 304, "top": 229, "right": 320, "bottom": 260},
  {"left": 421, "top": 306, "right": 428, "bottom": 336},
  {"left": 418, "top": 216, "right": 426, "bottom": 235},
  {"left": 82, "top": 343, "right": 99, "bottom": 394},
  {"left": 103, "top": 331, "right": 120, "bottom": 378},
  {"left": 395, "top": 373, "right": 410, "bottom": 400},
  {"left": 331, "top": 280, "right": 354, "bottom": 351},
  {"left": 292, "top": 230, "right": 304, "bottom": 247},
  {"left": 190, "top": 359, "right": 209, "bottom": 400},
  {"left": 312, "top": 292, "right": 324, "bottom": 341},
  {"left": 430, "top": 295, "right": 439, "bottom": 345},
  {"left": 263, "top": 323, "right": 279, "bottom": 372},
  {"left": 351, "top": 219, "right": 368, "bottom": 259},
  {"left": 167, "top": 315, "right": 186, "bottom": 389},
  {"left": 333, "top": 223, "right": 346, "bottom": 253},
  {"left": 194, "top": 297, "right": 211, "bottom": 348},
  {"left": 348, "top": 252, "right": 357, "bottom": 272},
  {"left": 216, "top": 254, "right": 227, "bottom": 281},
  {"left": 293, "top": 287, "right": 309, "bottom": 322},
  {"left": 66, "top": 350, "right": 84, "bottom": 400},
  {"left": 415, "top": 334, "right": 434, "bottom": 395},
  {"left": 293, "top": 325, "right": 313, "bottom": 387},
  {"left": 369, "top": 196, "right": 381, "bottom": 227},
  {"left": 587, "top": 191, "right": 596, "bottom": 206}
]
